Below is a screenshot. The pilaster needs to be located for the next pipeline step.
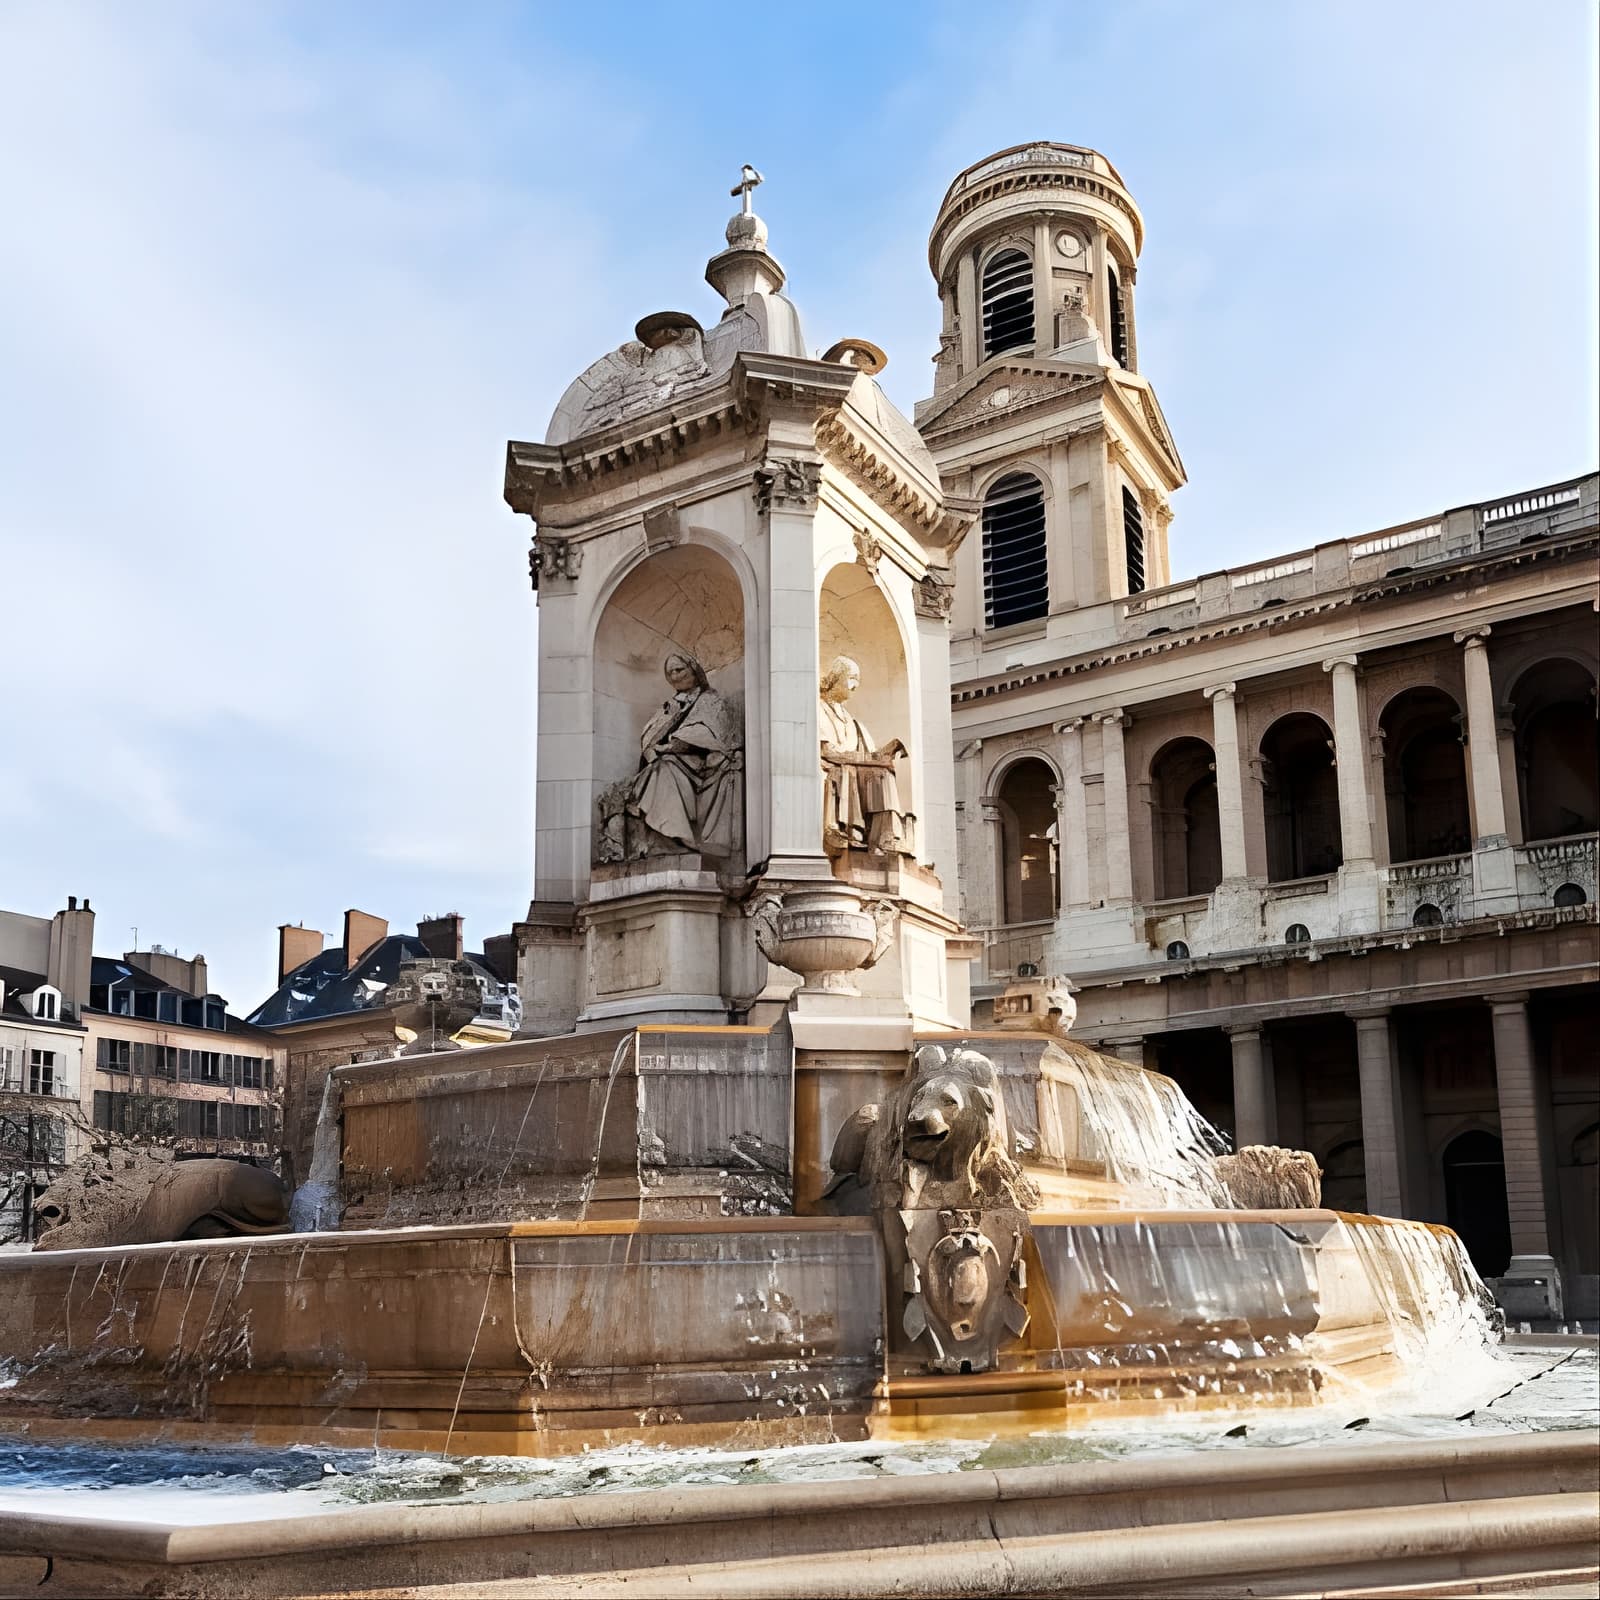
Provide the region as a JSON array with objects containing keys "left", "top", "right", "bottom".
[{"left": 1204, "top": 682, "right": 1249, "bottom": 881}]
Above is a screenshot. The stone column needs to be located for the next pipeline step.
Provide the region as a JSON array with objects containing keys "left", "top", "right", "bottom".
[
  {"left": 1032, "top": 216, "right": 1054, "bottom": 353},
  {"left": 1097, "top": 711, "right": 1134, "bottom": 903},
  {"left": 1227, "top": 1024, "right": 1276, "bottom": 1148},
  {"left": 1055, "top": 720, "right": 1091, "bottom": 912},
  {"left": 956, "top": 251, "right": 979, "bottom": 376},
  {"left": 1204, "top": 683, "right": 1249, "bottom": 881},
  {"left": 1322, "top": 656, "right": 1374, "bottom": 863},
  {"left": 1352, "top": 1009, "right": 1404, "bottom": 1218},
  {"left": 1489, "top": 993, "right": 1563, "bottom": 1317},
  {"left": 980, "top": 797, "right": 1005, "bottom": 924},
  {"left": 1456, "top": 627, "right": 1508, "bottom": 844}
]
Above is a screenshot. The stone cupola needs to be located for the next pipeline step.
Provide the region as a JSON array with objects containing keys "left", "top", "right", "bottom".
[{"left": 916, "top": 142, "right": 1185, "bottom": 620}]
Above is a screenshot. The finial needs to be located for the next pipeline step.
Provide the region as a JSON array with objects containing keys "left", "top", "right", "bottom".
[{"left": 731, "top": 164, "right": 764, "bottom": 215}]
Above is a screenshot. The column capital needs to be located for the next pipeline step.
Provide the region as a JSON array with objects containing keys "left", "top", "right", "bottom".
[
  {"left": 1321, "top": 654, "right": 1360, "bottom": 674},
  {"left": 1224, "top": 1022, "right": 1263, "bottom": 1040},
  {"left": 1489, "top": 990, "right": 1531, "bottom": 1010},
  {"left": 1053, "top": 717, "right": 1086, "bottom": 735},
  {"left": 1454, "top": 625, "right": 1492, "bottom": 648},
  {"left": 1094, "top": 708, "right": 1129, "bottom": 729},
  {"left": 1203, "top": 682, "right": 1238, "bottom": 703},
  {"left": 1349, "top": 1006, "right": 1392, "bottom": 1024},
  {"left": 979, "top": 798, "right": 1002, "bottom": 825}
]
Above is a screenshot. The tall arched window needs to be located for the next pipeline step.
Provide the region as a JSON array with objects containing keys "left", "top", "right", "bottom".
[
  {"left": 981, "top": 248, "right": 1034, "bottom": 358},
  {"left": 1106, "top": 263, "right": 1130, "bottom": 367},
  {"left": 1513, "top": 660, "right": 1600, "bottom": 841},
  {"left": 1150, "top": 738, "right": 1222, "bottom": 899},
  {"left": 1121, "top": 486, "right": 1146, "bottom": 595},
  {"left": 1380, "top": 688, "right": 1470, "bottom": 862},
  {"left": 981, "top": 473, "right": 1048, "bottom": 629},
  {"left": 1260, "top": 713, "right": 1343, "bottom": 882},
  {"left": 996, "top": 758, "right": 1058, "bottom": 923}
]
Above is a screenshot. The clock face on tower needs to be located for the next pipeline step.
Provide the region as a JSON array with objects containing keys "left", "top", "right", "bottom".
[{"left": 1055, "top": 231, "right": 1085, "bottom": 259}]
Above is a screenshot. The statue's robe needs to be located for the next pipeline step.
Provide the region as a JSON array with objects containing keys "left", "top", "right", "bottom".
[{"left": 629, "top": 686, "right": 741, "bottom": 857}]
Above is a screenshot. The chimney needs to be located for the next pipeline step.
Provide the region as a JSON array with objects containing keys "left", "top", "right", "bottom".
[
  {"left": 126, "top": 949, "right": 210, "bottom": 997},
  {"left": 278, "top": 924, "right": 325, "bottom": 984},
  {"left": 343, "top": 910, "right": 388, "bottom": 972},
  {"left": 48, "top": 897, "right": 95, "bottom": 1018},
  {"left": 417, "top": 913, "right": 464, "bottom": 962}
]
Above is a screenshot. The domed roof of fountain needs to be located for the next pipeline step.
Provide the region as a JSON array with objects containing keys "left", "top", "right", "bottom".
[{"left": 546, "top": 165, "right": 807, "bottom": 446}]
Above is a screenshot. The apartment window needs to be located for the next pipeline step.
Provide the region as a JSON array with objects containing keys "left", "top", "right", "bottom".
[
  {"left": 237, "top": 1056, "right": 263, "bottom": 1090},
  {"left": 99, "top": 1037, "right": 132, "bottom": 1070},
  {"left": 0, "top": 1046, "right": 12, "bottom": 1090},
  {"left": 981, "top": 472, "right": 1049, "bottom": 630},
  {"left": 158, "top": 992, "right": 178, "bottom": 1023},
  {"left": 204, "top": 1000, "right": 226, "bottom": 1032},
  {"left": 195, "top": 1051, "right": 222, "bottom": 1083},
  {"left": 32, "top": 989, "right": 58, "bottom": 1021},
  {"left": 29, "top": 1050, "right": 55, "bottom": 1096},
  {"left": 981, "top": 247, "right": 1034, "bottom": 358},
  {"left": 1122, "top": 486, "right": 1146, "bottom": 595}
]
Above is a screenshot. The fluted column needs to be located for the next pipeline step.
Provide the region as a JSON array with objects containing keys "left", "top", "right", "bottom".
[
  {"left": 956, "top": 252, "right": 978, "bottom": 376},
  {"left": 1456, "top": 627, "right": 1508, "bottom": 844},
  {"left": 1227, "top": 1024, "right": 1275, "bottom": 1148},
  {"left": 1055, "top": 720, "right": 1091, "bottom": 911},
  {"left": 1353, "top": 1009, "right": 1404, "bottom": 1217},
  {"left": 1322, "top": 656, "right": 1374, "bottom": 864},
  {"left": 1204, "top": 683, "right": 1249, "bottom": 880},
  {"left": 1097, "top": 710, "right": 1134, "bottom": 903}
]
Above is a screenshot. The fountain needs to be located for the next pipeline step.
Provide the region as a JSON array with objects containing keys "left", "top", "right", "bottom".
[{"left": 0, "top": 169, "right": 1589, "bottom": 1597}]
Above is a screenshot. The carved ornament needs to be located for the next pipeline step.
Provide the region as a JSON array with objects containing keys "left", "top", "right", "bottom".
[
  {"left": 529, "top": 536, "right": 581, "bottom": 591},
  {"left": 852, "top": 529, "right": 884, "bottom": 576},
  {"left": 753, "top": 458, "right": 822, "bottom": 514},
  {"left": 915, "top": 572, "right": 954, "bottom": 620}
]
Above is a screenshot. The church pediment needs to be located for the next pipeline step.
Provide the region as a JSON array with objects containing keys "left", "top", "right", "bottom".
[{"left": 917, "top": 363, "right": 1102, "bottom": 439}]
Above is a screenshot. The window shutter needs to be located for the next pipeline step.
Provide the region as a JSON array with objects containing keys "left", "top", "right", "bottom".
[
  {"left": 1122, "top": 486, "right": 1146, "bottom": 595},
  {"left": 981, "top": 248, "right": 1034, "bottom": 358},
  {"left": 982, "top": 473, "right": 1050, "bottom": 629}
]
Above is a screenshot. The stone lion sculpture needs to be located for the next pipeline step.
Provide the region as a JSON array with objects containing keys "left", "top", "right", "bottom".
[
  {"left": 823, "top": 1045, "right": 1040, "bottom": 1215},
  {"left": 1212, "top": 1144, "right": 1323, "bottom": 1210},
  {"left": 32, "top": 1146, "right": 290, "bottom": 1252}
]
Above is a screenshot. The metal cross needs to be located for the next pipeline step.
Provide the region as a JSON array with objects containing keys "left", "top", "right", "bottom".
[{"left": 730, "top": 164, "right": 764, "bottom": 214}]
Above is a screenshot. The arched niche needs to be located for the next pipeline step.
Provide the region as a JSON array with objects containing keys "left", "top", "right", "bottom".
[
  {"left": 818, "top": 562, "right": 915, "bottom": 834},
  {"left": 1260, "top": 712, "right": 1342, "bottom": 882},
  {"left": 991, "top": 755, "right": 1059, "bottom": 923},
  {"left": 592, "top": 542, "right": 746, "bottom": 840},
  {"left": 1149, "top": 736, "right": 1221, "bottom": 899}
]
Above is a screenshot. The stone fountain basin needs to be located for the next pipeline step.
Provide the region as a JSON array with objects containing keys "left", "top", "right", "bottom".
[{"left": 0, "top": 1209, "right": 1484, "bottom": 1456}]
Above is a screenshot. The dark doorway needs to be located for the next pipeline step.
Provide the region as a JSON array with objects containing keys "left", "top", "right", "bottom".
[{"left": 1442, "top": 1130, "right": 1512, "bottom": 1278}]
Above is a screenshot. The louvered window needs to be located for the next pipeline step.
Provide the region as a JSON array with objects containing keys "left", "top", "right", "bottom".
[
  {"left": 1107, "top": 264, "right": 1129, "bottom": 367},
  {"left": 981, "top": 248, "right": 1034, "bottom": 358},
  {"left": 982, "top": 473, "right": 1048, "bottom": 629},
  {"left": 1122, "top": 486, "right": 1146, "bottom": 595}
]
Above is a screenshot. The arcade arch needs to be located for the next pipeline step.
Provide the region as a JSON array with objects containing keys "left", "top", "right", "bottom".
[
  {"left": 1511, "top": 660, "right": 1599, "bottom": 841},
  {"left": 1148, "top": 737, "right": 1222, "bottom": 899},
  {"left": 1380, "top": 687, "right": 1470, "bottom": 862},
  {"left": 1260, "top": 713, "right": 1342, "bottom": 882}
]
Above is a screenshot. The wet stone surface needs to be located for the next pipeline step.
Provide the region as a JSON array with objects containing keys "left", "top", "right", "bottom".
[{"left": 0, "top": 1342, "right": 1590, "bottom": 1526}]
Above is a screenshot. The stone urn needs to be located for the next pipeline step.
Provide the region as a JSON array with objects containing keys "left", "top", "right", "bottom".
[{"left": 748, "top": 885, "right": 897, "bottom": 995}]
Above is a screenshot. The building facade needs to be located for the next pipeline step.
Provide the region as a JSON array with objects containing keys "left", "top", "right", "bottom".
[
  {"left": 82, "top": 950, "right": 285, "bottom": 1169},
  {"left": 919, "top": 144, "right": 1600, "bottom": 1318},
  {"left": 0, "top": 899, "right": 93, "bottom": 1239}
]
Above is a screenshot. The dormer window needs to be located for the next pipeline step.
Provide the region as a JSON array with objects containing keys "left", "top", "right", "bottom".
[
  {"left": 981, "top": 248, "right": 1034, "bottom": 358},
  {"left": 982, "top": 472, "right": 1049, "bottom": 629},
  {"left": 32, "top": 986, "right": 59, "bottom": 1022}
]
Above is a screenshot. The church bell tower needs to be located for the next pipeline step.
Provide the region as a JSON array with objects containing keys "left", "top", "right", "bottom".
[{"left": 916, "top": 143, "right": 1185, "bottom": 632}]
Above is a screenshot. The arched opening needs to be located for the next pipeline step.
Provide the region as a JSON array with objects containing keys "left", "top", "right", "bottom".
[
  {"left": 592, "top": 544, "right": 746, "bottom": 867},
  {"left": 1442, "top": 1129, "right": 1512, "bottom": 1278},
  {"left": 981, "top": 247, "right": 1034, "bottom": 358},
  {"left": 1320, "top": 1139, "right": 1367, "bottom": 1215},
  {"left": 1513, "top": 660, "right": 1599, "bottom": 841},
  {"left": 1380, "top": 688, "right": 1470, "bottom": 862},
  {"left": 1260, "top": 713, "right": 1342, "bottom": 882},
  {"left": 1106, "top": 262, "right": 1130, "bottom": 367},
  {"left": 1149, "top": 737, "right": 1222, "bottom": 900},
  {"left": 981, "top": 472, "right": 1048, "bottom": 630},
  {"left": 819, "top": 561, "right": 915, "bottom": 850},
  {"left": 995, "top": 758, "right": 1058, "bottom": 923}
]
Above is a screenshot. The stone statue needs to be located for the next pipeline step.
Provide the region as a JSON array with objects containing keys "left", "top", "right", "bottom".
[
  {"left": 598, "top": 652, "right": 742, "bottom": 863},
  {"left": 1213, "top": 1145, "right": 1323, "bottom": 1210},
  {"left": 823, "top": 1046, "right": 1036, "bottom": 1374},
  {"left": 819, "top": 655, "right": 910, "bottom": 857},
  {"left": 32, "top": 1146, "right": 290, "bottom": 1251}
]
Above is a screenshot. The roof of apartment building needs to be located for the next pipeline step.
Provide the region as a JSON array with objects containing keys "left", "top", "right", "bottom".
[
  {"left": 0, "top": 964, "right": 85, "bottom": 1032},
  {"left": 87, "top": 956, "right": 278, "bottom": 1041},
  {"left": 245, "top": 934, "right": 510, "bottom": 1031}
]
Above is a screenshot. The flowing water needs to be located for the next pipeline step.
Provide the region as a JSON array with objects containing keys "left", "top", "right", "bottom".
[{"left": 288, "top": 1073, "right": 344, "bottom": 1234}]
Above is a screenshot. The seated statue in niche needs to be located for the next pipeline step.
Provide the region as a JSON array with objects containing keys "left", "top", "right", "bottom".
[
  {"left": 819, "top": 655, "right": 911, "bottom": 857},
  {"left": 597, "top": 652, "right": 742, "bottom": 864}
]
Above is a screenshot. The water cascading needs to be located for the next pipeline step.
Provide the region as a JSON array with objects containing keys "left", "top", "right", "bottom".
[{"left": 289, "top": 1072, "right": 344, "bottom": 1234}]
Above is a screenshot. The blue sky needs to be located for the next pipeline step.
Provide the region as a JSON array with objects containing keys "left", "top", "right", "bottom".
[{"left": 1, "top": 1, "right": 1595, "bottom": 1008}]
